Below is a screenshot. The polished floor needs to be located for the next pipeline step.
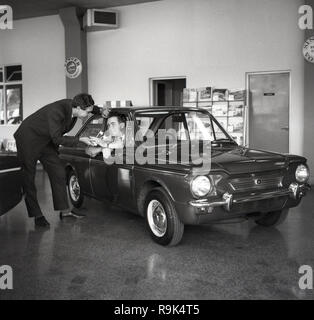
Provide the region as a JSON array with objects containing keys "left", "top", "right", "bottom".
[{"left": 0, "top": 170, "right": 314, "bottom": 300}]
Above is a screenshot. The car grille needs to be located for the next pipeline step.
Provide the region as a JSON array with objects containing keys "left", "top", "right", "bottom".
[{"left": 229, "top": 173, "right": 283, "bottom": 192}]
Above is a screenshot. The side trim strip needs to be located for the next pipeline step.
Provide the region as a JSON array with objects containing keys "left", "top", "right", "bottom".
[{"left": 0, "top": 167, "right": 22, "bottom": 174}]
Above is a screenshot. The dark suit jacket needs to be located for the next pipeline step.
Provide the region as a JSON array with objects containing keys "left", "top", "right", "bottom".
[{"left": 14, "top": 99, "right": 79, "bottom": 157}]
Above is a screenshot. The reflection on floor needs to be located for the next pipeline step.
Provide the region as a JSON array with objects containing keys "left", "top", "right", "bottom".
[{"left": 0, "top": 170, "right": 314, "bottom": 300}]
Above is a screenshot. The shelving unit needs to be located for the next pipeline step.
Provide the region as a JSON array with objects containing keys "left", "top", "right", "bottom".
[{"left": 183, "top": 88, "right": 246, "bottom": 146}]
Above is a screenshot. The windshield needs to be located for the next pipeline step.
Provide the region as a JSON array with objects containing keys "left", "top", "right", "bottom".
[
  {"left": 135, "top": 110, "right": 234, "bottom": 143},
  {"left": 185, "top": 111, "right": 232, "bottom": 142}
]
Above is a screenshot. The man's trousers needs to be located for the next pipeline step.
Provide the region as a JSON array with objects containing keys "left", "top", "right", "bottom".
[{"left": 16, "top": 142, "right": 69, "bottom": 218}]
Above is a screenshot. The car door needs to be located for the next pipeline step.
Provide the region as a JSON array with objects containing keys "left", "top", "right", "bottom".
[
  {"left": 61, "top": 115, "right": 105, "bottom": 196},
  {"left": 89, "top": 111, "right": 136, "bottom": 209}
]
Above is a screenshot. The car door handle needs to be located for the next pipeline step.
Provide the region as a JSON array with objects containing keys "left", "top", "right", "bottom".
[{"left": 281, "top": 126, "right": 289, "bottom": 131}]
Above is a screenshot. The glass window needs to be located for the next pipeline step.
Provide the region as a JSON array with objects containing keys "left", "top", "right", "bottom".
[
  {"left": 211, "top": 118, "right": 230, "bottom": 140},
  {"left": 5, "top": 65, "right": 22, "bottom": 82},
  {"left": 6, "top": 85, "right": 22, "bottom": 124},
  {"left": 185, "top": 111, "right": 214, "bottom": 141},
  {"left": 0, "top": 65, "right": 23, "bottom": 125},
  {"left": 158, "top": 113, "right": 188, "bottom": 141},
  {"left": 79, "top": 116, "right": 104, "bottom": 138},
  {"left": 136, "top": 116, "right": 154, "bottom": 137}
]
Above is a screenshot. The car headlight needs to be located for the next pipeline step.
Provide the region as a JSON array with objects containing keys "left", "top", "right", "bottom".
[
  {"left": 295, "top": 164, "right": 310, "bottom": 183},
  {"left": 191, "top": 176, "right": 212, "bottom": 198}
]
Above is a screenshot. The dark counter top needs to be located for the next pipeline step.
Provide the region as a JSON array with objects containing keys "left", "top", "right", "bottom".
[{"left": 0, "top": 151, "right": 20, "bottom": 171}]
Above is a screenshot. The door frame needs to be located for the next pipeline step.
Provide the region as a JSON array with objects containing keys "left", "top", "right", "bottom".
[
  {"left": 149, "top": 76, "right": 186, "bottom": 107},
  {"left": 245, "top": 70, "right": 291, "bottom": 151}
]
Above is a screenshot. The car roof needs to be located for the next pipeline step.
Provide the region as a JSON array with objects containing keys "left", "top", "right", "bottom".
[{"left": 105, "top": 106, "right": 204, "bottom": 113}]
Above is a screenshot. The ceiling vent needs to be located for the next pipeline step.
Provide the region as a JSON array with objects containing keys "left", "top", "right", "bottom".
[{"left": 83, "top": 9, "right": 119, "bottom": 31}]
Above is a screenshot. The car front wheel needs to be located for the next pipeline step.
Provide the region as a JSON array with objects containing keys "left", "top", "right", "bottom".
[
  {"left": 67, "top": 170, "right": 84, "bottom": 208},
  {"left": 255, "top": 209, "right": 289, "bottom": 227},
  {"left": 145, "top": 188, "right": 184, "bottom": 246}
]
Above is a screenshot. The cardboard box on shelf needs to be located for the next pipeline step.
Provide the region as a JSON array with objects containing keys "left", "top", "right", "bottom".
[
  {"left": 197, "top": 87, "right": 212, "bottom": 101},
  {"left": 228, "top": 89, "right": 246, "bottom": 101},
  {"left": 212, "top": 88, "right": 228, "bottom": 101},
  {"left": 183, "top": 88, "right": 198, "bottom": 102}
]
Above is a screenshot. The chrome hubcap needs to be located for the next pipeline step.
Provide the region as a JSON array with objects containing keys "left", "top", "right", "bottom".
[
  {"left": 69, "top": 175, "right": 80, "bottom": 201},
  {"left": 147, "top": 200, "right": 167, "bottom": 237}
]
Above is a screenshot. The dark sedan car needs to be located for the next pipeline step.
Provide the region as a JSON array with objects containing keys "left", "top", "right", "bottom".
[{"left": 59, "top": 107, "right": 310, "bottom": 246}]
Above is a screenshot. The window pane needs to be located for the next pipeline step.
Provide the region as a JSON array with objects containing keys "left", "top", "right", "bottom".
[
  {"left": 5, "top": 65, "right": 22, "bottom": 82},
  {"left": 136, "top": 116, "right": 154, "bottom": 137},
  {"left": 212, "top": 120, "right": 229, "bottom": 140},
  {"left": 6, "top": 86, "right": 22, "bottom": 124},
  {"left": 0, "top": 69, "right": 3, "bottom": 83},
  {"left": 185, "top": 112, "right": 214, "bottom": 141},
  {"left": 79, "top": 116, "right": 104, "bottom": 138},
  {"left": 157, "top": 113, "right": 188, "bottom": 141}
]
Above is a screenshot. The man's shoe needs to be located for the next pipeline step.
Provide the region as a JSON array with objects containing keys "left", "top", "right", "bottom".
[
  {"left": 59, "top": 209, "right": 86, "bottom": 220},
  {"left": 35, "top": 216, "right": 50, "bottom": 228}
]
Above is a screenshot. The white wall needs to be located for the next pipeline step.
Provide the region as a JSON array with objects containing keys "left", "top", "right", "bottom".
[
  {"left": 0, "top": 15, "right": 66, "bottom": 139},
  {"left": 88, "top": 0, "right": 305, "bottom": 157}
]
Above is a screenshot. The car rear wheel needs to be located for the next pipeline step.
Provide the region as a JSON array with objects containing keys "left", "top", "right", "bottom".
[
  {"left": 255, "top": 209, "right": 289, "bottom": 227},
  {"left": 145, "top": 188, "right": 184, "bottom": 246},
  {"left": 67, "top": 170, "right": 84, "bottom": 208}
]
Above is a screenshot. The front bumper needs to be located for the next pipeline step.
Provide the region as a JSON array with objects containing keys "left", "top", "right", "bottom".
[{"left": 189, "top": 182, "right": 311, "bottom": 212}]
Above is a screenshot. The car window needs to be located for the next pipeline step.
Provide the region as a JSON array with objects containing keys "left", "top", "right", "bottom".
[
  {"left": 136, "top": 116, "right": 154, "bottom": 137},
  {"left": 184, "top": 112, "right": 215, "bottom": 141},
  {"left": 211, "top": 119, "right": 229, "bottom": 140},
  {"left": 79, "top": 116, "right": 104, "bottom": 138},
  {"left": 158, "top": 113, "right": 188, "bottom": 141},
  {"left": 135, "top": 112, "right": 168, "bottom": 139}
]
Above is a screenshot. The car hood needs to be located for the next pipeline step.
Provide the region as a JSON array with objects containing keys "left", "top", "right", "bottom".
[
  {"left": 210, "top": 146, "right": 288, "bottom": 174},
  {"left": 185, "top": 144, "right": 306, "bottom": 175}
]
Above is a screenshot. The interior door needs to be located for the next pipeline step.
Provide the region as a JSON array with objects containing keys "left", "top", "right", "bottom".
[
  {"left": 154, "top": 81, "right": 173, "bottom": 106},
  {"left": 248, "top": 72, "right": 289, "bottom": 153},
  {"left": 152, "top": 78, "right": 186, "bottom": 107}
]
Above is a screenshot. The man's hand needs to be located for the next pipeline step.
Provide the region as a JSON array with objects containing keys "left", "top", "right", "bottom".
[
  {"left": 85, "top": 146, "right": 102, "bottom": 157},
  {"left": 79, "top": 137, "right": 95, "bottom": 146},
  {"left": 89, "top": 137, "right": 108, "bottom": 148}
]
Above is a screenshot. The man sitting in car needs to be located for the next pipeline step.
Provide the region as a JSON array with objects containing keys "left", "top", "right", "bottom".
[{"left": 86, "top": 111, "right": 126, "bottom": 159}]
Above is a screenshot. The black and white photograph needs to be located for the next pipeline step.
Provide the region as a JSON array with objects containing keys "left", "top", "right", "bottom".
[{"left": 0, "top": 0, "right": 314, "bottom": 307}]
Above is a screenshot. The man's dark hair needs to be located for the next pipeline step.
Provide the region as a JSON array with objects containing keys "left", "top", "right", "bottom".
[
  {"left": 72, "top": 93, "right": 95, "bottom": 110},
  {"left": 107, "top": 110, "right": 126, "bottom": 124}
]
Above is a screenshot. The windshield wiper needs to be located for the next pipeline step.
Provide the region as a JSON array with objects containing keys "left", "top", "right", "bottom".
[
  {"left": 212, "top": 138, "right": 237, "bottom": 145},
  {"left": 212, "top": 138, "right": 234, "bottom": 142}
]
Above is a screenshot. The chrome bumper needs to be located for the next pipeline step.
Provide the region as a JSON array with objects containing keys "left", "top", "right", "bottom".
[{"left": 189, "top": 183, "right": 311, "bottom": 211}]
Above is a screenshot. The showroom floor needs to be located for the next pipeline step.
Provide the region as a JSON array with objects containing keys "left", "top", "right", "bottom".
[{"left": 0, "top": 170, "right": 313, "bottom": 300}]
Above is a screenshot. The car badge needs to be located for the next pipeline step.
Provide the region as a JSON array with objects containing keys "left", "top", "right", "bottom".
[{"left": 255, "top": 179, "right": 262, "bottom": 185}]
